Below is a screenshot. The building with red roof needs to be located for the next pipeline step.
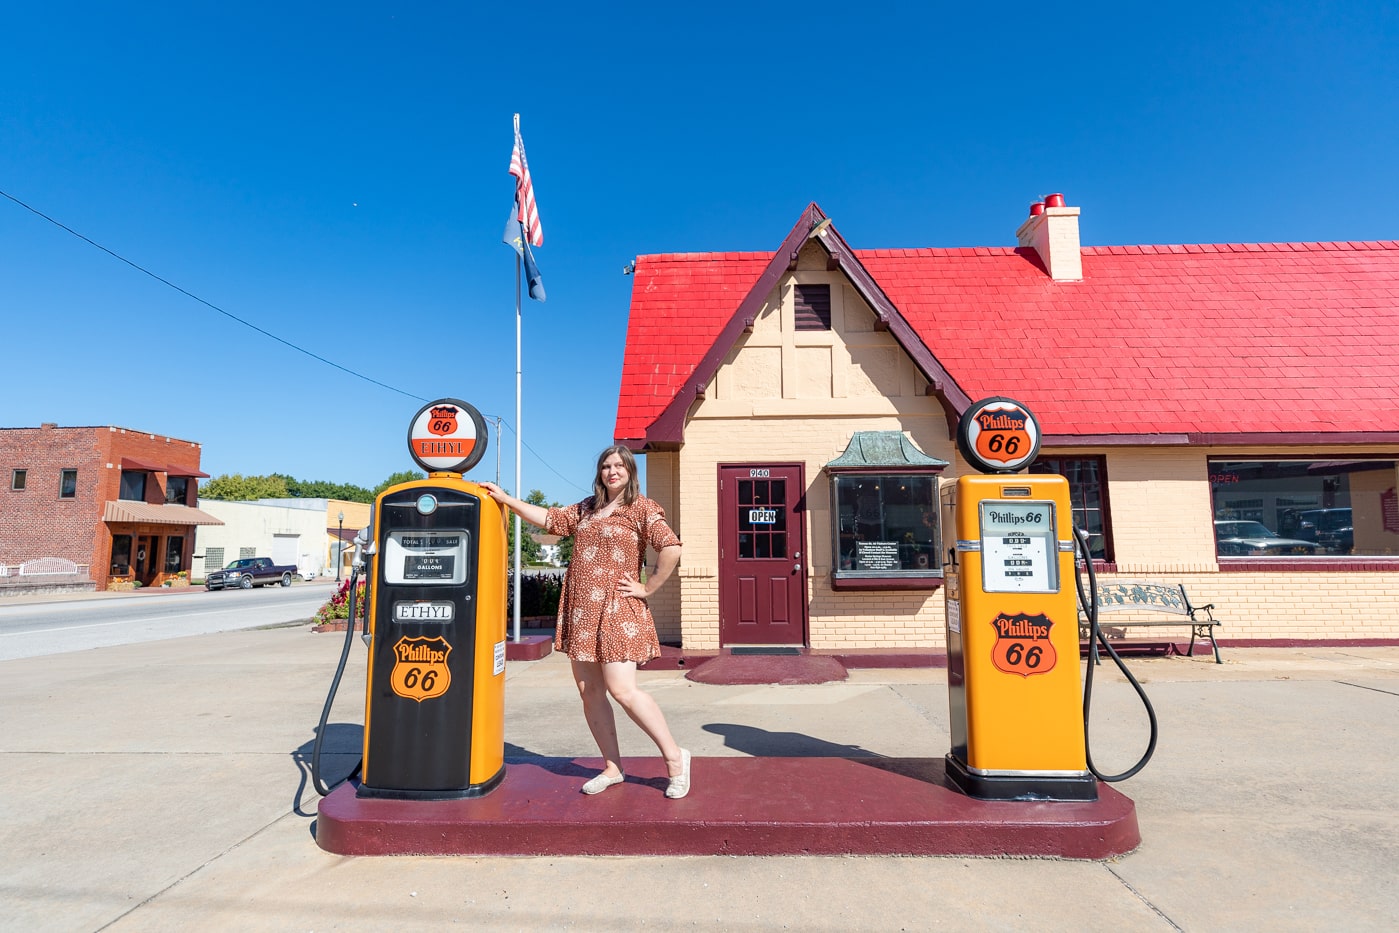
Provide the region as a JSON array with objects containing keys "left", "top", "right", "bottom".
[{"left": 616, "top": 197, "right": 1399, "bottom": 654}]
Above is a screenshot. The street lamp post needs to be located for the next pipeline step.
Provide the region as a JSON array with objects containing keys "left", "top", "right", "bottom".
[{"left": 336, "top": 511, "right": 344, "bottom": 582}]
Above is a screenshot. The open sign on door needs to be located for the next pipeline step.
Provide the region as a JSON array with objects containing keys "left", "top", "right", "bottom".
[{"left": 748, "top": 509, "right": 777, "bottom": 524}]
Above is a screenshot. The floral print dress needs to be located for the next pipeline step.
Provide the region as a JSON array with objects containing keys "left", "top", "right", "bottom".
[{"left": 545, "top": 496, "right": 681, "bottom": 664}]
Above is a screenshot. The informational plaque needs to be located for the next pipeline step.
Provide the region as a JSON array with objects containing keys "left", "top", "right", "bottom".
[
  {"left": 979, "top": 501, "right": 1058, "bottom": 593},
  {"left": 856, "top": 540, "right": 901, "bottom": 571}
]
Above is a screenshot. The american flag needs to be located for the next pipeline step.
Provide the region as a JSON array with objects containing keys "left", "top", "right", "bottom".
[{"left": 509, "top": 119, "right": 543, "bottom": 248}]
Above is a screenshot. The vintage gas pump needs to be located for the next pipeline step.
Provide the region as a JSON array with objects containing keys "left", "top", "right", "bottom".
[
  {"left": 355, "top": 398, "right": 509, "bottom": 799},
  {"left": 942, "top": 397, "right": 1096, "bottom": 801}
]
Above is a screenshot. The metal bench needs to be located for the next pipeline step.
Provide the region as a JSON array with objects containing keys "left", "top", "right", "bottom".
[{"left": 1080, "top": 580, "right": 1222, "bottom": 664}]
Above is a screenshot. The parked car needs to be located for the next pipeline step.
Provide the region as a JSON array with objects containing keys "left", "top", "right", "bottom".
[
  {"left": 1293, "top": 508, "right": 1354, "bottom": 554},
  {"left": 206, "top": 557, "right": 298, "bottom": 590},
  {"left": 1214, "top": 521, "right": 1320, "bottom": 556}
]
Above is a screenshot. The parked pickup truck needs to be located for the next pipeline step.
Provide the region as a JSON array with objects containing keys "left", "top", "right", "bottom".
[{"left": 206, "top": 557, "right": 298, "bottom": 591}]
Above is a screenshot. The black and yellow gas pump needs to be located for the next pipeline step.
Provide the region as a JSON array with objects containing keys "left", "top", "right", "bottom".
[
  {"left": 311, "top": 398, "right": 508, "bottom": 800},
  {"left": 943, "top": 397, "right": 1097, "bottom": 801}
]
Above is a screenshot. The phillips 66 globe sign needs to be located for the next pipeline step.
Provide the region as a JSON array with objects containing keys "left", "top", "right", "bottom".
[
  {"left": 406, "top": 398, "right": 488, "bottom": 475},
  {"left": 956, "top": 397, "right": 1043, "bottom": 474}
]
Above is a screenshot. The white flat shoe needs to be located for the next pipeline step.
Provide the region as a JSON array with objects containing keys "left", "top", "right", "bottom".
[
  {"left": 665, "top": 749, "right": 692, "bottom": 799},
  {"left": 581, "top": 770, "right": 625, "bottom": 795}
]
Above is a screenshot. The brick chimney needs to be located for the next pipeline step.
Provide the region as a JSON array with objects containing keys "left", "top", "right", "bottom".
[{"left": 1015, "top": 193, "right": 1082, "bottom": 281}]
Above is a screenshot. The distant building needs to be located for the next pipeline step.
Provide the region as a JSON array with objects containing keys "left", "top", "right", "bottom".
[
  {"left": 0, "top": 423, "right": 221, "bottom": 592},
  {"left": 530, "top": 531, "right": 565, "bottom": 567},
  {"left": 192, "top": 500, "right": 330, "bottom": 580},
  {"left": 194, "top": 497, "right": 371, "bottom": 581}
]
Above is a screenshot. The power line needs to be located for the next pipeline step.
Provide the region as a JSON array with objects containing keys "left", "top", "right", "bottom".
[
  {"left": 2, "top": 187, "right": 595, "bottom": 497},
  {"left": 493, "top": 417, "right": 592, "bottom": 497},
  {"left": 0, "top": 187, "right": 428, "bottom": 401}
]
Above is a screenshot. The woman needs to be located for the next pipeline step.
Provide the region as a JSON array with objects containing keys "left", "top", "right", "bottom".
[{"left": 480, "top": 445, "right": 690, "bottom": 799}]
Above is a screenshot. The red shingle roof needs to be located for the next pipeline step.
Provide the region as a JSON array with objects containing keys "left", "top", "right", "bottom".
[{"left": 615, "top": 217, "right": 1399, "bottom": 446}]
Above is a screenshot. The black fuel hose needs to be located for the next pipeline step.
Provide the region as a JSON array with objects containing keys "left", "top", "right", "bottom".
[
  {"left": 310, "top": 565, "right": 364, "bottom": 796},
  {"left": 1073, "top": 525, "right": 1158, "bottom": 782}
]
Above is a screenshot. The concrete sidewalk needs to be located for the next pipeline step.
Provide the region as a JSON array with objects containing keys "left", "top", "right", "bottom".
[{"left": 1, "top": 628, "right": 1396, "bottom": 932}]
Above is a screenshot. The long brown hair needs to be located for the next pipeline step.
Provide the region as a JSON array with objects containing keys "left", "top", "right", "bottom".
[{"left": 590, "top": 445, "right": 640, "bottom": 509}]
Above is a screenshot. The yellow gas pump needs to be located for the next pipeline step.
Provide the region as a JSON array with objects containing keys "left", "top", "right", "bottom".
[
  {"left": 355, "top": 398, "right": 509, "bottom": 799},
  {"left": 943, "top": 398, "right": 1096, "bottom": 801}
]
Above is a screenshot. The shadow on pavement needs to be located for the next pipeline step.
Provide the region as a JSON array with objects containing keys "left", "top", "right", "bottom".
[{"left": 291, "top": 722, "right": 364, "bottom": 823}]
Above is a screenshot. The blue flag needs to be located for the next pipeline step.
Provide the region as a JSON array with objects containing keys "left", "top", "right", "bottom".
[{"left": 504, "top": 213, "right": 546, "bottom": 302}]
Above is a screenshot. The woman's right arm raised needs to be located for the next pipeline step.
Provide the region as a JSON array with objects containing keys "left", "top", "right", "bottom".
[{"left": 478, "top": 482, "right": 550, "bottom": 528}]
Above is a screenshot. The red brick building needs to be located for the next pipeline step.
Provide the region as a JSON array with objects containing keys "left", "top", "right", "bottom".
[{"left": 0, "top": 423, "right": 221, "bottom": 591}]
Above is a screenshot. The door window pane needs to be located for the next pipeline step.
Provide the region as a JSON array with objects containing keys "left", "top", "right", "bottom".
[{"left": 734, "top": 476, "right": 787, "bottom": 560}]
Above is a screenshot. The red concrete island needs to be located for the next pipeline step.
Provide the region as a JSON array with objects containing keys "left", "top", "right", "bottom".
[{"left": 316, "top": 755, "right": 1139, "bottom": 859}]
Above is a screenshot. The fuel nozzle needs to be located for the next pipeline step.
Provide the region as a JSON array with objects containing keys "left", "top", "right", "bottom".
[{"left": 353, "top": 528, "right": 377, "bottom": 564}]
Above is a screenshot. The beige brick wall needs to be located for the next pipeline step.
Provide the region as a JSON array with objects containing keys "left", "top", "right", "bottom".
[{"left": 643, "top": 451, "right": 682, "bottom": 644}]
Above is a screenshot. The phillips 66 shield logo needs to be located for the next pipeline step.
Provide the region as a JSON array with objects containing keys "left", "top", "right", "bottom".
[
  {"left": 956, "top": 397, "right": 1042, "bottom": 474},
  {"left": 989, "top": 612, "right": 1058, "bottom": 677},
  {"left": 427, "top": 405, "right": 459, "bottom": 436},
  {"left": 390, "top": 636, "right": 453, "bottom": 702}
]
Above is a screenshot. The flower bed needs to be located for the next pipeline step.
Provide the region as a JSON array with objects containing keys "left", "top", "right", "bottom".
[{"left": 314, "top": 578, "right": 368, "bottom": 627}]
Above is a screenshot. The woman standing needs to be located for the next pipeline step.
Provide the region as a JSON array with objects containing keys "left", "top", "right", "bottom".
[{"left": 480, "top": 445, "right": 690, "bottom": 798}]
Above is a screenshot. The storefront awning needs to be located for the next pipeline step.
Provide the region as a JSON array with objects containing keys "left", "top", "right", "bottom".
[
  {"left": 120, "top": 457, "right": 167, "bottom": 472},
  {"left": 825, "top": 431, "right": 949, "bottom": 470},
  {"left": 103, "top": 501, "right": 224, "bottom": 526},
  {"left": 164, "top": 464, "right": 211, "bottom": 478}
]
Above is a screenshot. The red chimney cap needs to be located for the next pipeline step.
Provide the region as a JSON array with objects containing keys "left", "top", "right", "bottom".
[
  {"left": 1043, "top": 193, "right": 1065, "bottom": 208},
  {"left": 1029, "top": 201, "right": 1046, "bottom": 216}
]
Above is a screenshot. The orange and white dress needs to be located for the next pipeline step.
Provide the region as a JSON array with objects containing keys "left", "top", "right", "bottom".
[{"left": 545, "top": 496, "right": 681, "bottom": 664}]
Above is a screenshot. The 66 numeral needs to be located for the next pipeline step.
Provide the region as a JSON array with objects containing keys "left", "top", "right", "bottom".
[
  {"left": 402, "top": 667, "right": 438, "bottom": 691},
  {"left": 1003, "top": 642, "right": 1043, "bottom": 668},
  {"left": 986, "top": 433, "right": 1022, "bottom": 456}
]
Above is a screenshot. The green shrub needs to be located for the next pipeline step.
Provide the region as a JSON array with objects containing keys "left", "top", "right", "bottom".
[{"left": 508, "top": 571, "right": 563, "bottom": 618}]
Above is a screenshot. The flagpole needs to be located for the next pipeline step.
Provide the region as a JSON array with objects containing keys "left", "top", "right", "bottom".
[{"left": 513, "top": 251, "right": 522, "bottom": 645}]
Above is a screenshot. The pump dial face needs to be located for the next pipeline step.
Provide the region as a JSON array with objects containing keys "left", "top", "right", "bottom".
[
  {"left": 956, "top": 397, "right": 1042, "bottom": 474},
  {"left": 406, "top": 398, "right": 488, "bottom": 474}
]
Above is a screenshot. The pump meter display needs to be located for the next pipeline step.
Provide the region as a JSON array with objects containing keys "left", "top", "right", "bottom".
[
  {"left": 979, "top": 500, "right": 1058, "bottom": 593},
  {"left": 383, "top": 530, "right": 471, "bottom": 586}
]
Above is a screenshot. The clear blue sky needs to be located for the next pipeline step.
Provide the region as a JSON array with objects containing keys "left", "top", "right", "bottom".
[{"left": 4, "top": 2, "right": 1396, "bottom": 506}]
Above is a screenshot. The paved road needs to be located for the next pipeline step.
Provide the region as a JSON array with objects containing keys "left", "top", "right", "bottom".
[{"left": 0, "top": 582, "right": 336, "bottom": 661}]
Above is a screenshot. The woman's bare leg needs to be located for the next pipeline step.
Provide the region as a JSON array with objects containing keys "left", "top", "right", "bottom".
[
  {"left": 572, "top": 658, "right": 623, "bottom": 777},
  {"left": 601, "top": 661, "right": 685, "bottom": 776}
]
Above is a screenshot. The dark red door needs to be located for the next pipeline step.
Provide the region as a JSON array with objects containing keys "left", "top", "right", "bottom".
[{"left": 718, "top": 464, "right": 807, "bottom": 646}]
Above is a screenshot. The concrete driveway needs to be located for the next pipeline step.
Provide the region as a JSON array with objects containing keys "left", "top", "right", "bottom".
[{"left": 1, "top": 625, "right": 1396, "bottom": 931}]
